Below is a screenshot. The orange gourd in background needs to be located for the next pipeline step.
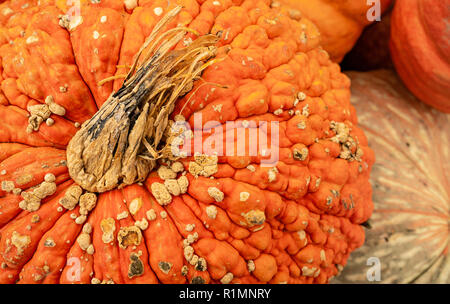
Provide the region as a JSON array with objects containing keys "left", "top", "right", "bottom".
[{"left": 390, "top": 0, "right": 450, "bottom": 113}]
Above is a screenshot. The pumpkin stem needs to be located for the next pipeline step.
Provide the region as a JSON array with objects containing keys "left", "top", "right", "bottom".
[{"left": 66, "top": 6, "right": 220, "bottom": 193}]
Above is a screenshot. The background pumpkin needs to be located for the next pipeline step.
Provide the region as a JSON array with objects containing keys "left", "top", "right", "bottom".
[
  {"left": 332, "top": 70, "right": 449, "bottom": 284},
  {"left": 275, "top": 0, "right": 393, "bottom": 62},
  {"left": 390, "top": 0, "right": 450, "bottom": 113},
  {"left": 0, "top": 0, "right": 375, "bottom": 284}
]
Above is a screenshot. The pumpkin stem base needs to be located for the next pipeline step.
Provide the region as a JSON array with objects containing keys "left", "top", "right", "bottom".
[{"left": 66, "top": 7, "right": 219, "bottom": 193}]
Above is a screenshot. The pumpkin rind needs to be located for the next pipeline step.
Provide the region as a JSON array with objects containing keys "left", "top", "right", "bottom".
[
  {"left": 0, "top": 0, "right": 374, "bottom": 284},
  {"left": 332, "top": 70, "right": 449, "bottom": 284}
]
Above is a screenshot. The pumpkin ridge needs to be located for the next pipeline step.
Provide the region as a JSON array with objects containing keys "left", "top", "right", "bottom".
[
  {"left": 0, "top": 172, "right": 71, "bottom": 229},
  {"left": 16, "top": 204, "right": 84, "bottom": 284},
  {"left": 118, "top": 186, "right": 163, "bottom": 283},
  {"left": 0, "top": 179, "right": 74, "bottom": 283},
  {"left": 68, "top": 5, "right": 125, "bottom": 108}
]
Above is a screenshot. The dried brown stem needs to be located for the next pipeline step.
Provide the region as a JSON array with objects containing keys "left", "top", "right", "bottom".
[{"left": 66, "top": 7, "right": 219, "bottom": 193}]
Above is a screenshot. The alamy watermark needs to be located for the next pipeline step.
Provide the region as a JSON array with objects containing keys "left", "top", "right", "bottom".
[
  {"left": 65, "top": 0, "right": 81, "bottom": 19},
  {"left": 366, "top": 257, "right": 382, "bottom": 282},
  {"left": 367, "top": 0, "right": 382, "bottom": 22},
  {"left": 65, "top": 256, "right": 81, "bottom": 282}
]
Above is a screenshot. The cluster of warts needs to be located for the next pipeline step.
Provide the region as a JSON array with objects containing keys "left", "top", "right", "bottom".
[
  {"left": 58, "top": 185, "right": 97, "bottom": 225},
  {"left": 58, "top": 13, "right": 83, "bottom": 32},
  {"left": 329, "top": 121, "right": 363, "bottom": 162},
  {"left": 274, "top": 91, "right": 308, "bottom": 117},
  {"left": 1, "top": 178, "right": 98, "bottom": 280},
  {"left": 148, "top": 148, "right": 220, "bottom": 206},
  {"left": 86, "top": 149, "right": 261, "bottom": 282},
  {"left": 77, "top": 223, "right": 95, "bottom": 255},
  {"left": 26, "top": 96, "right": 68, "bottom": 133},
  {"left": 1, "top": 173, "right": 56, "bottom": 212},
  {"left": 1, "top": 178, "right": 97, "bottom": 273},
  {"left": 188, "top": 153, "right": 219, "bottom": 178},
  {"left": 150, "top": 160, "right": 189, "bottom": 205},
  {"left": 93, "top": 189, "right": 213, "bottom": 282}
]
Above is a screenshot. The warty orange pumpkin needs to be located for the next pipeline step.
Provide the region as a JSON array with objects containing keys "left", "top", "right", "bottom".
[
  {"left": 0, "top": 0, "right": 374, "bottom": 284},
  {"left": 390, "top": 0, "right": 450, "bottom": 113}
]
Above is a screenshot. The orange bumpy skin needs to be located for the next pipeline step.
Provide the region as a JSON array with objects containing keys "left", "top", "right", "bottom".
[
  {"left": 274, "top": 0, "right": 393, "bottom": 63},
  {"left": 0, "top": 0, "right": 374, "bottom": 284}
]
